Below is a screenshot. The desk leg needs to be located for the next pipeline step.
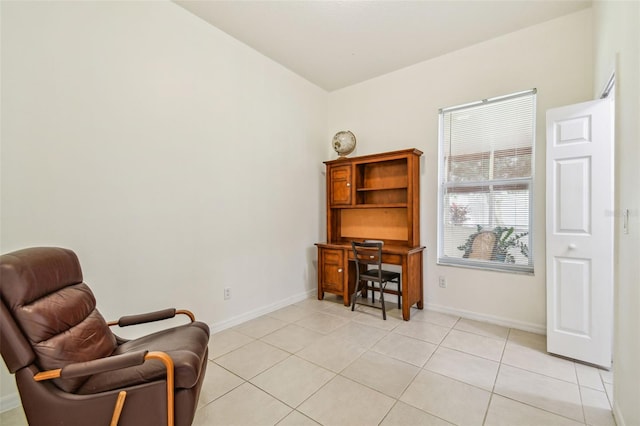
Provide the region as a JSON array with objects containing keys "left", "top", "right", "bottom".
[
  {"left": 317, "top": 270, "right": 324, "bottom": 300},
  {"left": 344, "top": 259, "right": 357, "bottom": 306},
  {"left": 402, "top": 251, "right": 424, "bottom": 321},
  {"left": 415, "top": 251, "right": 424, "bottom": 310},
  {"left": 317, "top": 248, "right": 323, "bottom": 300},
  {"left": 401, "top": 258, "right": 410, "bottom": 321}
]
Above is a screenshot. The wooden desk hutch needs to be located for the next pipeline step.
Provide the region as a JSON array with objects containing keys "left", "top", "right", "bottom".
[{"left": 315, "top": 148, "right": 425, "bottom": 320}]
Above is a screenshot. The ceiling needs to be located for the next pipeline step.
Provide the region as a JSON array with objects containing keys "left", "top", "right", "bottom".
[{"left": 174, "top": 1, "right": 591, "bottom": 91}]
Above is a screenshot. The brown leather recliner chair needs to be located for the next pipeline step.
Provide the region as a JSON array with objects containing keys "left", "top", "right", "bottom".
[{"left": 0, "top": 247, "right": 210, "bottom": 426}]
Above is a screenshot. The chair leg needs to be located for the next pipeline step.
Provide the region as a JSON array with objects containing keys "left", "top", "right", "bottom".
[
  {"left": 351, "top": 279, "right": 364, "bottom": 312},
  {"left": 351, "top": 282, "right": 358, "bottom": 311},
  {"left": 397, "top": 279, "right": 401, "bottom": 309},
  {"left": 380, "top": 282, "right": 387, "bottom": 320}
]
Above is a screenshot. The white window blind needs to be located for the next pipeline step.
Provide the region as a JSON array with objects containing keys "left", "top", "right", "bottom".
[{"left": 437, "top": 89, "right": 536, "bottom": 273}]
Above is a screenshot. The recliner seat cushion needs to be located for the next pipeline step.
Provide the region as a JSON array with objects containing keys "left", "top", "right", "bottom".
[{"left": 77, "top": 321, "right": 209, "bottom": 395}]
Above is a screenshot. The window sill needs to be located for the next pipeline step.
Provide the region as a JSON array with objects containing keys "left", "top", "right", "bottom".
[{"left": 437, "top": 258, "right": 534, "bottom": 276}]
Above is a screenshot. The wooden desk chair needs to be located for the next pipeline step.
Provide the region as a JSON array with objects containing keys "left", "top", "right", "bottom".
[
  {"left": 465, "top": 231, "right": 498, "bottom": 260},
  {"left": 351, "top": 241, "right": 401, "bottom": 320}
]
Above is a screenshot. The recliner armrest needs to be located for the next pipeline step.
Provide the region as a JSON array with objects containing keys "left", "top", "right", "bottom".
[
  {"left": 34, "top": 350, "right": 149, "bottom": 381},
  {"left": 33, "top": 350, "right": 177, "bottom": 426},
  {"left": 108, "top": 308, "right": 195, "bottom": 327}
]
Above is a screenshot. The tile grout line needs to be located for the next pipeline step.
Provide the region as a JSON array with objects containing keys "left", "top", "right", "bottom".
[
  {"left": 380, "top": 310, "right": 458, "bottom": 426},
  {"left": 489, "top": 328, "right": 591, "bottom": 426},
  {"left": 481, "top": 326, "right": 512, "bottom": 425},
  {"left": 277, "top": 306, "right": 393, "bottom": 426},
  {"left": 269, "top": 305, "right": 384, "bottom": 424},
  {"left": 382, "top": 314, "right": 460, "bottom": 424},
  {"left": 199, "top": 299, "right": 614, "bottom": 426},
  {"left": 574, "top": 361, "right": 590, "bottom": 425}
]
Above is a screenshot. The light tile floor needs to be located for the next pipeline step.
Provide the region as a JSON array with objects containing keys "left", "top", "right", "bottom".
[{"left": 0, "top": 296, "right": 616, "bottom": 426}]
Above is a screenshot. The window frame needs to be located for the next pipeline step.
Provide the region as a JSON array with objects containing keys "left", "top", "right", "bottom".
[{"left": 436, "top": 89, "right": 536, "bottom": 274}]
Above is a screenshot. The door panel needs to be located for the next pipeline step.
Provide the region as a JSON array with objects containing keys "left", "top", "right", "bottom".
[
  {"left": 554, "top": 157, "right": 591, "bottom": 234},
  {"left": 546, "top": 98, "right": 613, "bottom": 368},
  {"left": 554, "top": 257, "right": 590, "bottom": 336},
  {"left": 553, "top": 115, "right": 592, "bottom": 145}
]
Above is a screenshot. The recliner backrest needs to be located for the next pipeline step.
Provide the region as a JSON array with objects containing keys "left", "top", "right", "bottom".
[
  {"left": 0, "top": 297, "right": 35, "bottom": 373},
  {"left": 0, "top": 247, "right": 117, "bottom": 392}
]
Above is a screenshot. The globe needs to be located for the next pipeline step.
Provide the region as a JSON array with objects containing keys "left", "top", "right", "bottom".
[{"left": 332, "top": 131, "right": 356, "bottom": 158}]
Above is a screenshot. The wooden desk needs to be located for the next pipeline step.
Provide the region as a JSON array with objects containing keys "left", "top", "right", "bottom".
[
  {"left": 316, "top": 242, "right": 425, "bottom": 321},
  {"left": 317, "top": 149, "right": 424, "bottom": 321}
]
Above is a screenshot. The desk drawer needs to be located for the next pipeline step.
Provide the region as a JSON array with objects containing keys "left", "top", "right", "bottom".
[
  {"left": 381, "top": 253, "right": 402, "bottom": 265},
  {"left": 347, "top": 250, "right": 402, "bottom": 265}
]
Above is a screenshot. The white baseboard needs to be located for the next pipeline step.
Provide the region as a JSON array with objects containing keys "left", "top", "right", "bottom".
[
  {"left": 424, "top": 302, "right": 546, "bottom": 335},
  {"left": 210, "top": 288, "right": 316, "bottom": 334},
  {"left": 209, "top": 296, "right": 546, "bottom": 336},
  {"left": 0, "top": 393, "right": 20, "bottom": 413}
]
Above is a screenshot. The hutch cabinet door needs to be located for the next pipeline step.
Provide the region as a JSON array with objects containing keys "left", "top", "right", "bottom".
[{"left": 329, "top": 165, "right": 352, "bottom": 206}]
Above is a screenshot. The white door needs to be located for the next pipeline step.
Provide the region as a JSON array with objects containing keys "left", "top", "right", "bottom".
[{"left": 546, "top": 98, "right": 613, "bottom": 368}]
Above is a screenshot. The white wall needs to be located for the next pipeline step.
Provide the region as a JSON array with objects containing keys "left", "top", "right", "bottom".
[
  {"left": 328, "top": 10, "right": 593, "bottom": 331},
  {"left": 0, "top": 1, "right": 327, "bottom": 403},
  {"left": 593, "top": 2, "right": 640, "bottom": 425},
  {"left": 4, "top": 3, "right": 635, "bottom": 421}
]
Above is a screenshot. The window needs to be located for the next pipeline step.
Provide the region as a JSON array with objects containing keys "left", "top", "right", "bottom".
[{"left": 437, "top": 89, "right": 536, "bottom": 273}]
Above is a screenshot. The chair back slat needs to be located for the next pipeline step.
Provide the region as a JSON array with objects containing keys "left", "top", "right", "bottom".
[{"left": 351, "top": 241, "right": 383, "bottom": 268}]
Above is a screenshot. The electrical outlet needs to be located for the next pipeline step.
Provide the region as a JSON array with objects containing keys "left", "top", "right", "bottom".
[
  {"left": 224, "top": 287, "right": 231, "bottom": 300},
  {"left": 438, "top": 276, "right": 447, "bottom": 288}
]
